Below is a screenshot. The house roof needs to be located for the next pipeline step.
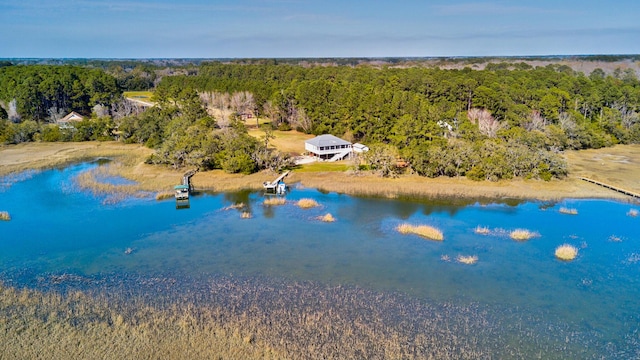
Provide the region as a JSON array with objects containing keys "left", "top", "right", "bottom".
[
  {"left": 305, "top": 134, "right": 351, "bottom": 147},
  {"left": 59, "top": 111, "right": 84, "bottom": 123}
]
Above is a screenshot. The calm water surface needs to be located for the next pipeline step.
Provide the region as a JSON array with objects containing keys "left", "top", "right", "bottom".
[{"left": 1, "top": 162, "right": 639, "bottom": 355}]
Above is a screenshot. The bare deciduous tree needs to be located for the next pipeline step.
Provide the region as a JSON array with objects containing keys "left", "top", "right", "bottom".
[
  {"left": 92, "top": 104, "right": 110, "bottom": 118},
  {"left": 111, "top": 98, "right": 143, "bottom": 120},
  {"left": 467, "top": 108, "right": 503, "bottom": 138},
  {"left": 46, "top": 106, "right": 66, "bottom": 123},
  {"left": 230, "top": 91, "right": 255, "bottom": 117},
  {"left": 8, "top": 99, "right": 20, "bottom": 123},
  {"left": 524, "top": 110, "right": 547, "bottom": 131}
]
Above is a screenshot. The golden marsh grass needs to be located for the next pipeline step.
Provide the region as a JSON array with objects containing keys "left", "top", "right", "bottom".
[
  {"left": 474, "top": 226, "right": 490, "bottom": 235},
  {"left": 509, "top": 229, "right": 537, "bottom": 241},
  {"left": 297, "top": 198, "right": 319, "bottom": 209},
  {"left": 155, "top": 191, "right": 174, "bottom": 200},
  {"left": 241, "top": 211, "right": 252, "bottom": 219},
  {"left": 396, "top": 223, "right": 444, "bottom": 241},
  {"left": 558, "top": 207, "right": 578, "bottom": 215},
  {"left": 0, "top": 211, "right": 10, "bottom": 221},
  {"left": 456, "top": 255, "right": 478, "bottom": 265},
  {"left": 263, "top": 197, "right": 286, "bottom": 206},
  {"left": 318, "top": 213, "right": 336, "bottom": 222},
  {"left": 555, "top": 244, "right": 578, "bottom": 261}
]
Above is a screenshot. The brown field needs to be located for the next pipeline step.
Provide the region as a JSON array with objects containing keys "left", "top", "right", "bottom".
[{"left": 1, "top": 142, "right": 640, "bottom": 201}]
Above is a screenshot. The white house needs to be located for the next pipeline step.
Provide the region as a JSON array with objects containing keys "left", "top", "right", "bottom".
[
  {"left": 57, "top": 111, "right": 84, "bottom": 128},
  {"left": 305, "top": 134, "right": 353, "bottom": 162}
]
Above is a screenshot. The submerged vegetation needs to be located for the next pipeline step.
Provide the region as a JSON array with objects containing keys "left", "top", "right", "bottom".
[{"left": 396, "top": 223, "right": 444, "bottom": 241}]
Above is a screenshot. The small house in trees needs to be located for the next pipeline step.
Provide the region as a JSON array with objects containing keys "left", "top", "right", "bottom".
[
  {"left": 305, "top": 134, "right": 353, "bottom": 161},
  {"left": 57, "top": 111, "right": 84, "bottom": 128}
]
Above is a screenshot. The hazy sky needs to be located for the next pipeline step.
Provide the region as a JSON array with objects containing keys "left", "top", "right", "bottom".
[{"left": 2, "top": 0, "right": 640, "bottom": 58}]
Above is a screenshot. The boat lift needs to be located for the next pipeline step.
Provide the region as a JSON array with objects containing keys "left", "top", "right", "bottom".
[{"left": 263, "top": 171, "right": 289, "bottom": 195}]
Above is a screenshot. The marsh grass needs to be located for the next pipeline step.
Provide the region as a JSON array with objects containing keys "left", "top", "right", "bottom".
[
  {"left": 456, "top": 255, "right": 478, "bottom": 265},
  {"left": 559, "top": 207, "right": 578, "bottom": 215},
  {"left": 317, "top": 213, "right": 336, "bottom": 222},
  {"left": 0, "top": 211, "right": 10, "bottom": 221},
  {"left": 241, "top": 212, "right": 252, "bottom": 219},
  {"left": 263, "top": 197, "right": 286, "bottom": 206},
  {"left": 297, "top": 198, "right": 319, "bottom": 209},
  {"left": 396, "top": 223, "right": 444, "bottom": 241},
  {"left": 555, "top": 244, "right": 578, "bottom": 261},
  {"left": 509, "top": 229, "right": 537, "bottom": 241},
  {"left": 474, "top": 226, "right": 490, "bottom": 235},
  {"left": 155, "top": 191, "right": 174, "bottom": 201},
  {"left": 628, "top": 209, "right": 639, "bottom": 217},
  {"left": 223, "top": 202, "right": 246, "bottom": 211}
]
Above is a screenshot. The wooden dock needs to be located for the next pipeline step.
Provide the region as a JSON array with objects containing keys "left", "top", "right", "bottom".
[
  {"left": 579, "top": 177, "right": 640, "bottom": 199},
  {"left": 263, "top": 171, "right": 289, "bottom": 193}
]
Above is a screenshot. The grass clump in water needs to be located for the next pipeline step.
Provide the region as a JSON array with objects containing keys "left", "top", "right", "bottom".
[
  {"left": 263, "top": 197, "right": 286, "bottom": 206},
  {"left": 509, "top": 229, "right": 537, "bottom": 241},
  {"left": 0, "top": 211, "right": 10, "bottom": 221},
  {"left": 456, "top": 255, "right": 478, "bottom": 265},
  {"left": 396, "top": 223, "right": 444, "bottom": 241},
  {"left": 555, "top": 244, "right": 578, "bottom": 261},
  {"left": 241, "top": 212, "right": 252, "bottom": 219},
  {"left": 474, "top": 226, "right": 490, "bottom": 235},
  {"left": 317, "top": 213, "right": 336, "bottom": 222},
  {"left": 628, "top": 209, "right": 639, "bottom": 217},
  {"left": 297, "top": 198, "right": 319, "bottom": 209},
  {"left": 559, "top": 207, "right": 578, "bottom": 215}
]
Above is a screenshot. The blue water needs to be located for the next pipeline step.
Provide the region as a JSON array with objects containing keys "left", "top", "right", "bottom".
[{"left": 1, "top": 163, "right": 639, "bottom": 354}]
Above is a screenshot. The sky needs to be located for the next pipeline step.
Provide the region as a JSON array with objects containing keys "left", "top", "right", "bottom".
[{"left": 2, "top": 0, "right": 640, "bottom": 58}]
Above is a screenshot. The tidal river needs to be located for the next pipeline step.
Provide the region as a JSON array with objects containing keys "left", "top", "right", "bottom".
[{"left": 1, "top": 161, "right": 639, "bottom": 358}]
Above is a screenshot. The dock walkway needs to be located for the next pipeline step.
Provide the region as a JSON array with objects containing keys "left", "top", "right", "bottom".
[{"left": 579, "top": 177, "right": 640, "bottom": 200}]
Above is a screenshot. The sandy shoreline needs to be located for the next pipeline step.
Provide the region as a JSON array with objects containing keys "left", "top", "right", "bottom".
[{"left": 1, "top": 141, "right": 639, "bottom": 202}]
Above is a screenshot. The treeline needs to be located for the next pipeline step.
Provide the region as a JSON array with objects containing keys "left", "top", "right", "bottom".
[
  {"left": 0, "top": 65, "right": 120, "bottom": 121},
  {"left": 2, "top": 61, "right": 640, "bottom": 181},
  {"left": 150, "top": 62, "right": 640, "bottom": 179}
]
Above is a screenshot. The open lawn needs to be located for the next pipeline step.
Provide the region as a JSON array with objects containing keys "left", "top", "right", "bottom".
[{"left": 247, "top": 128, "right": 315, "bottom": 156}]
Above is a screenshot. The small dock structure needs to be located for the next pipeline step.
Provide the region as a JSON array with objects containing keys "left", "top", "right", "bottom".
[
  {"left": 580, "top": 177, "right": 640, "bottom": 200},
  {"left": 263, "top": 171, "right": 289, "bottom": 194},
  {"left": 175, "top": 169, "right": 197, "bottom": 208}
]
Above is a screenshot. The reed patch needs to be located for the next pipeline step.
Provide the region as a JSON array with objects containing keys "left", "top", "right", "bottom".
[
  {"left": 317, "top": 213, "right": 336, "bottom": 222},
  {"left": 474, "top": 226, "right": 490, "bottom": 235},
  {"left": 555, "top": 244, "right": 578, "bottom": 261},
  {"left": 509, "top": 229, "right": 537, "bottom": 241},
  {"left": 628, "top": 209, "right": 639, "bottom": 217},
  {"left": 456, "top": 255, "right": 478, "bottom": 265},
  {"left": 558, "top": 207, "right": 578, "bottom": 215},
  {"left": 297, "top": 198, "right": 319, "bottom": 209},
  {"left": 396, "top": 223, "right": 444, "bottom": 241},
  {"left": 0, "top": 211, "right": 10, "bottom": 221}
]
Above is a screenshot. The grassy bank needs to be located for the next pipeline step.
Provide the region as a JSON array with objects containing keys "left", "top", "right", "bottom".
[{"left": 1, "top": 142, "right": 639, "bottom": 201}]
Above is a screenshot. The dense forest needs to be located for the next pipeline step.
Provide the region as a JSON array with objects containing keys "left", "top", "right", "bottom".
[{"left": 1, "top": 60, "right": 639, "bottom": 180}]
